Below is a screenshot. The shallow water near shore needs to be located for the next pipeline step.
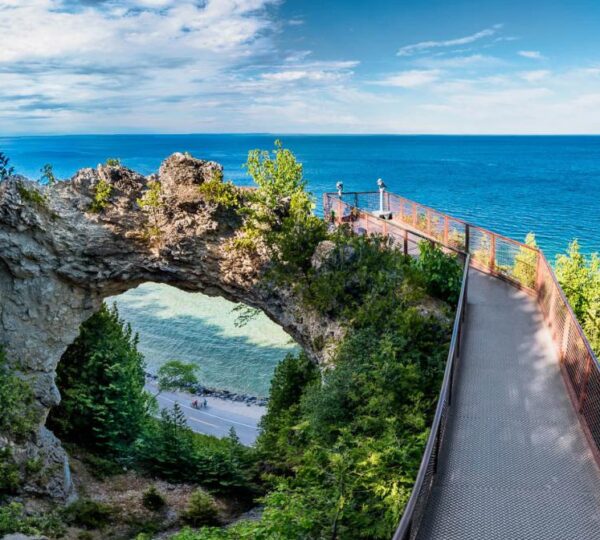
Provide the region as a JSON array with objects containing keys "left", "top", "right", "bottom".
[{"left": 6, "top": 134, "right": 600, "bottom": 395}]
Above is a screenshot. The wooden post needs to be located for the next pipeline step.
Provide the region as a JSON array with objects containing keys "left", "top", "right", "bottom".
[
  {"left": 465, "top": 224, "right": 470, "bottom": 253},
  {"left": 404, "top": 229, "right": 408, "bottom": 255}
]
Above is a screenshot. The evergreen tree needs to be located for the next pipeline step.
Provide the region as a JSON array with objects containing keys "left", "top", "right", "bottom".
[{"left": 48, "top": 303, "right": 150, "bottom": 458}]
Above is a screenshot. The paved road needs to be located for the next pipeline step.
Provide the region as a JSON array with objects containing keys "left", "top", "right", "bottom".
[{"left": 147, "top": 382, "right": 265, "bottom": 446}]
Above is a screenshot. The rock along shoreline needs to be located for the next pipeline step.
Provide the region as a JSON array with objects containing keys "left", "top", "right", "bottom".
[{"left": 145, "top": 373, "right": 269, "bottom": 407}]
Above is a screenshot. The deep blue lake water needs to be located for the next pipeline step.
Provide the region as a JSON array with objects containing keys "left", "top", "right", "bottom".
[{"left": 2, "top": 135, "right": 598, "bottom": 394}]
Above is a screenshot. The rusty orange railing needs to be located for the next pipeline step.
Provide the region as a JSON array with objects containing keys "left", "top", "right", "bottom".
[{"left": 324, "top": 190, "right": 600, "bottom": 539}]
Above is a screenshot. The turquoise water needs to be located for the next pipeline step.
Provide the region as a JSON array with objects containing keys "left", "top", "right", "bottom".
[
  {"left": 108, "top": 284, "right": 296, "bottom": 397},
  {"left": 3, "top": 135, "right": 599, "bottom": 394}
]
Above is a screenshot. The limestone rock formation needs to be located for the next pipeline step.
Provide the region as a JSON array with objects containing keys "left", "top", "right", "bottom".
[{"left": 0, "top": 153, "right": 341, "bottom": 500}]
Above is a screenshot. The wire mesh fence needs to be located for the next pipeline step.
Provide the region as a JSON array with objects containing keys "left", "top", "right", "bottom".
[{"left": 324, "top": 189, "right": 600, "bottom": 538}]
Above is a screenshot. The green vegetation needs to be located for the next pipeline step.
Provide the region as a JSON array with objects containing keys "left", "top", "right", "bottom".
[
  {"left": 106, "top": 157, "right": 122, "bottom": 167},
  {"left": 156, "top": 359, "right": 199, "bottom": 395},
  {"left": 63, "top": 499, "right": 115, "bottom": 530},
  {"left": 0, "top": 152, "right": 14, "bottom": 181},
  {"left": 198, "top": 176, "right": 239, "bottom": 209},
  {"left": 415, "top": 241, "right": 464, "bottom": 304},
  {"left": 137, "top": 179, "right": 164, "bottom": 239},
  {"left": 0, "top": 502, "right": 64, "bottom": 538},
  {"left": 181, "top": 490, "right": 220, "bottom": 527},
  {"left": 142, "top": 486, "right": 167, "bottom": 511},
  {"left": 513, "top": 232, "right": 539, "bottom": 288},
  {"left": 0, "top": 346, "right": 37, "bottom": 442},
  {"left": 48, "top": 303, "right": 150, "bottom": 458},
  {"left": 89, "top": 176, "right": 112, "bottom": 212},
  {"left": 556, "top": 240, "right": 600, "bottom": 356},
  {"left": 40, "top": 163, "right": 57, "bottom": 185},
  {"left": 16, "top": 180, "right": 48, "bottom": 209}
]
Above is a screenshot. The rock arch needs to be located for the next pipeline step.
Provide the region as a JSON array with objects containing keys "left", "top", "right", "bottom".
[{"left": 0, "top": 154, "right": 340, "bottom": 500}]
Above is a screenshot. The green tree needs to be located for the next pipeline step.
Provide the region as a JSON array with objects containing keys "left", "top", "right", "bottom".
[
  {"left": 0, "top": 347, "right": 37, "bottom": 442},
  {"left": 48, "top": 303, "right": 150, "bottom": 458},
  {"left": 40, "top": 164, "right": 57, "bottom": 185},
  {"left": 513, "top": 232, "right": 538, "bottom": 288},
  {"left": 555, "top": 240, "right": 600, "bottom": 356},
  {"left": 0, "top": 152, "right": 14, "bottom": 181},
  {"left": 156, "top": 359, "right": 199, "bottom": 395}
]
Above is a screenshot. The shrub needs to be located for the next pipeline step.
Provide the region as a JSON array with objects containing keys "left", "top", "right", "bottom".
[
  {"left": 0, "top": 448, "right": 21, "bottom": 495},
  {"left": 414, "top": 241, "right": 463, "bottom": 305},
  {"left": 198, "top": 178, "right": 239, "bottom": 209},
  {"left": 106, "top": 158, "right": 121, "bottom": 167},
  {"left": 0, "top": 346, "right": 38, "bottom": 442},
  {"left": 40, "top": 163, "right": 57, "bottom": 185},
  {"left": 0, "top": 152, "right": 14, "bottom": 181},
  {"left": 89, "top": 177, "right": 112, "bottom": 212},
  {"left": 136, "top": 179, "right": 164, "bottom": 240},
  {"left": 142, "top": 486, "right": 166, "bottom": 512},
  {"left": 513, "top": 232, "right": 538, "bottom": 288},
  {"left": 17, "top": 181, "right": 47, "bottom": 208},
  {"left": 182, "top": 489, "right": 219, "bottom": 527},
  {"left": 64, "top": 499, "right": 114, "bottom": 530}
]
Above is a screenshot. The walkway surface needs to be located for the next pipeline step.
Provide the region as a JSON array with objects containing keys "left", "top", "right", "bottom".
[
  {"left": 146, "top": 381, "right": 264, "bottom": 446},
  {"left": 416, "top": 268, "right": 600, "bottom": 540}
]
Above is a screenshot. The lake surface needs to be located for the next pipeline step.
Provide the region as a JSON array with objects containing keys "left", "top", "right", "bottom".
[{"left": 3, "top": 135, "right": 599, "bottom": 394}]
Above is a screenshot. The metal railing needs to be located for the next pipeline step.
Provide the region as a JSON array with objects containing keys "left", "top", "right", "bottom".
[
  {"left": 392, "top": 254, "right": 470, "bottom": 540},
  {"left": 323, "top": 190, "right": 600, "bottom": 538}
]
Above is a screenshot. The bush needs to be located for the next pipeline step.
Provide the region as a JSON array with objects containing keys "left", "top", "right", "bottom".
[
  {"left": 198, "top": 178, "right": 239, "bottom": 209},
  {"left": 64, "top": 499, "right": 114, "bottom": 530},
  {"left": 89, "top": 177, "right": 112, "bottom": 212},
  {"left": 142, "top": 486, "right": 166, "bottom": 512},
  {"left": 0, "top": 449, "right": 20, "bottom": 496},
  {"left": 414, "top": 241, "right": 463, "bottom": 305},
  {"left": 106, "top": 158, "right": 121, "bottom": 167},
  {"left": 0, "top": 346, "right": 38, "bottom": 442},
  {"left": 182, "top": 489, "right": 219, "bottom": 527}
]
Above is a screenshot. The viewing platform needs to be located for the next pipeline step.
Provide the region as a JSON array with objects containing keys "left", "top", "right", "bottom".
[{"left": 324, "top": 190, "right": 600, "bottom": 540}]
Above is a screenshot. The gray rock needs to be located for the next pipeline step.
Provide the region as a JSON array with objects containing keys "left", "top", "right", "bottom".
[{"left": 0, "top": 153, "right": 343, "bottom": 501}]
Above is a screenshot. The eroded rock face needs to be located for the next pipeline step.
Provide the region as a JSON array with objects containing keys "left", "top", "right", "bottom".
[{"left": 0, "top": 153, "right": 342, "bottom": 501}]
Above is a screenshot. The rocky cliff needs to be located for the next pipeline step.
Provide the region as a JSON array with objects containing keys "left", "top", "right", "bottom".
[{"left": 0, "top": 154, "right": 341, "bottom": 500}]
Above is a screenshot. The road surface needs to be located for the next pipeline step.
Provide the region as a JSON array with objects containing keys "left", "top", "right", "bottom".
[{"left": 147, "top": 382, "right": 265, "bottom": 446}]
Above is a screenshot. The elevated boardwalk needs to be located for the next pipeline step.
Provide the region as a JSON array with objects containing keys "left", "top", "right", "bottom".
[
  {"left": 417, "top": 269, "right": 600, "bottom": 539},
  {"left": 324, "top": 191, "right": 600, "bottom": 540}
]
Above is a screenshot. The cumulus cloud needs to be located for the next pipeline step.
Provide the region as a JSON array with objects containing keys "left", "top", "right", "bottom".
[{"left": 397, "top": 24, "right": 502, "bottom": 57}]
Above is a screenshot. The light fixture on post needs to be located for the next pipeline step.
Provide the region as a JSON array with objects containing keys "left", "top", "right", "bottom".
[
  {"left": 336, "top": 181, "right": 343, "bottom": 197},
  {"left": 374, "top": 178, "right": 392, "bottom": 219}
]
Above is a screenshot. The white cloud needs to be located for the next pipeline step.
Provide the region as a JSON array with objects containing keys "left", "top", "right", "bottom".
[
  {"left": 520, "top": 70, "right": 551, "bottom": 82},
  {"left": 397, "top": 24, "right": 502, "bottom": 56},
  {"left": 376, "top": 70, "right": 441, "bottom": 88},
  {"left": 518, "top": 50, "right": 544, "bottom": 60}
]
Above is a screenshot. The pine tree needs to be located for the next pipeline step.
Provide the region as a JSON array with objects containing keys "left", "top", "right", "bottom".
[{"left": 48, "top": 303, "right": 150, "bottom": 458}]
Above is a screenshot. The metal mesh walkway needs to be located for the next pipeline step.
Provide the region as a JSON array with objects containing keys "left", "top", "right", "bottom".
[{"left": 416, "top": 269, "right": 600, "bottom": 540}]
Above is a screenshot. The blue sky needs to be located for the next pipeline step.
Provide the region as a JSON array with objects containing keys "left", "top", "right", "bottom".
[{"left": 1, "top": 0, "right": 600, "bottom": 134}]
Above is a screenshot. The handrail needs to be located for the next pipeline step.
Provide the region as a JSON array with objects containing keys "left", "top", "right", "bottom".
[
  {"left": 392, "top": 254, "right": 470, "bottom": 540},
  {"left": 324, "top": 189, "right": 600, "bottom": 538}
]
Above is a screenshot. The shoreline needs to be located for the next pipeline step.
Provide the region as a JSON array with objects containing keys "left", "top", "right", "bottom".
[{"left": 145, "top": 372, "right": 269, "bottom": 407}]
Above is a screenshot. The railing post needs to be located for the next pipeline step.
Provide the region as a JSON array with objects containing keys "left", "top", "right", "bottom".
[
  {"left": 561, "top": 315, "right": 571, "bottom": 362},
  {"left": 465, "top": 224, "right": 470, "bottom": 253},
  {"left": 403, "top": 229, "right": 408, "bottom": 255},
  {"left": 443, "top": 216, "right": 449, "bottom": 244},
  {"left": 579, "top": 354, "right": 592, "bottom": 412},
  {"left": 489, "top": 234, "right": 496, "bottom": 271}
]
